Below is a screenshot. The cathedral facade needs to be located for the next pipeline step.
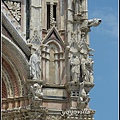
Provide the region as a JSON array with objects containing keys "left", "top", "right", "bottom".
[{"left": 2, "top": 0, "right": 101, "bottom": 119}]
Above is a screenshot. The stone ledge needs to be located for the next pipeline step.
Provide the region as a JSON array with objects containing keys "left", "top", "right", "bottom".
[
  {"left": 43, "top": 84, "right": 66, "bottom": 89},
  {"left": 66, "top": 81, "right": 95, "bottom": 93}
]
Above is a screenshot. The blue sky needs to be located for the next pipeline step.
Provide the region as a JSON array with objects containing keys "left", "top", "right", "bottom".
[{"left": 87, "top": 0, "right": 118, "bottom": 120}]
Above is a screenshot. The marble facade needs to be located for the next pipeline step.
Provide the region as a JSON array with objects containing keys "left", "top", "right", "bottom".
[{"left": 2, "top": 0, "right": 101, "bottom": 119}]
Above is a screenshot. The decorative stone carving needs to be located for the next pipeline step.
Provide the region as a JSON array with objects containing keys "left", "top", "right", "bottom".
[
  {"left": 46, "top": 115, "right": 61, "bottom": 120},
  {"left": 30, "top": 83, "right": 43, "bottom": 100},
  {"left": 80, "top": 81, "right": 95, "bottom": 94},
  {"left": 29, "top": 48, "right": 41, "bottom": 80},
  {"left": 69, "top": 32, "right": 93, "bottom": 57},
  {"left": 86, "top": 58, "right": 94, "bottom": 83},
  {"left": 75, "top": 0, "right": 82, "bottom": 14},
  {"left": 81, "top": 56, "right": 94, "bottom": 82},
  {"left": 67, "top": 32, "right": 81, "bottom": 58},
  {"left": 89, "top": 72, "right": 94, "bottom": 83},
  {"left": 81, "top": 18, "right": 102, "bottom": 32},
  {"left": 71, "top": 32, "right": 77, "bottom": 42},
  {"left": 31, "top": 30, "right": 41, "bottom": 45},
  {"left": 79, "top": 33, "right": 95, "bottom": 56},
  {"left": 25, "top": 81, "right": 46, "bottom": 119},
  {"left": 79, "top": 34, "right": 89, "bottom": 54},
  {"left": 27, "top": 110, "right": 47, "bottom": 120},
  {"left": 50, "top": 2, "right": 54, "bottom": 28},
  {"left": 4, "top": 1, "right": 21, "bottom": 21},
  {"left": 88, "top": 18, "right": 102, "bottom": 27},
  {"left": 77, "top": 81, "right": 89, "bottom": 109},
  {"left": 25, "top": 104, "right": 47, "bottom": 120},
  {"left": 70, "top": 55, "right": 81, "bottom": 82},
  {"left": 67, "top": 32, "right": 95, "bottom": 83},
  {"left": 73, "top": 0, "right": 83, "bottom": 21},
  {"left": 51, "top": 18, "right": 57, "bottom": 27},
  {"left": 2, "top": 107, "right": 48, "bottom": 120}
]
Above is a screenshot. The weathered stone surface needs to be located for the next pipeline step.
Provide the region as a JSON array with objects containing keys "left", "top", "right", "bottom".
[{"left": 2, "top": 0, "right": 101, "bottom": 119}]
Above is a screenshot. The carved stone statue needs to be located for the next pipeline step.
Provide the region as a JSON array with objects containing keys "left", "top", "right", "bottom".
[
  {"left": 86, "top": 58, "right": 94, "bottom": 83},
  {"left": 88, "top": 18, "right": 102, "bottom": 27},
  {"left": 77, "top": 81, "right": 89, "bottom": 109},
  {"left": 29, "top": 48, "right": 41, "bottom": 80},
  {"left": 81, "top": 18, "right": 102, "bottom": 32},
  {"left": 89, "top": 72, "right": 94, "bottom": 83},
  {"left": 30, "top": 83, "right": 43, "bottom": 100},
  {"left": 70, "top": 55, "right": 81, "bottom": 82},
  {"left": 81, "top": 56, "right": 94, "bottom": 82}
]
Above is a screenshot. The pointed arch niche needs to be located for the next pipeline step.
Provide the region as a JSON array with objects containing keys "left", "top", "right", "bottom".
[{"left": 42, "top": 38, "right": 65, "bottom": 85}]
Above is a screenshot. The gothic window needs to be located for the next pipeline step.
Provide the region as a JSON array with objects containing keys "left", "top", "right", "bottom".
[
  {"left": 47, "top": 2, "right": 57, "bottom": 29},
  {"left": 53, "top": 4, "right": 57, "bottom": 21},
  {"left": 47, "top": 4, "right": 50, "bottom": 29},
  {"left": 26, "top": 0, "right": 30, "bottom": 39}
]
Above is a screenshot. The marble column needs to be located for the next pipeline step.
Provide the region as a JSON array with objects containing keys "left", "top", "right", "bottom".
[
  {"left": 42, "top": 48, "right": 46, "bottom": 81},
  {"left": 14, "top": 98, "right": 20, "bottom": 108},
  {"left": 21, "top": 0, "right": 26, "bottom": 38},
  {"left": 60, "top": 0, "right": 64, "bottom": 30},
  {"left": 7, "top": 98, "right": 14, "bottom": 110},
  {"left": 19, "top": 97, "right": 25, "bottom": 107},
  {"left": 59, "top": 53, "right": 63, "bottom": 84},
  {"left": 30, "top": 0, "right": 42, "bottom": 40},
  {"left": 24, "top": 97, "right": 29, "bottom": 106},
  {"left": 50, "top": 1, "right": 54, "bottom": 28},
  {"left": 2, "top": 100, "right": 8, "bottom": 110},
  {"left": 82, "top": 0, "right": 88, "bottom": 20},
  {"left": 42, "top": 0, "right": 47, "bottom": 29},
  {"left": 55, "top": 53, "right": 59, "bottom": 84},
  {"left": 46, "top": 52, "right": 49, "bottom": 83},
  {"left": 66, "top": 0, "right": 74, "bottom": 82}
]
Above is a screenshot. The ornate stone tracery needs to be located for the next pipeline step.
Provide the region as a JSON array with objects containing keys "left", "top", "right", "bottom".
[{"left": 4, "top": 1, "right": 21, "bottom": 22}]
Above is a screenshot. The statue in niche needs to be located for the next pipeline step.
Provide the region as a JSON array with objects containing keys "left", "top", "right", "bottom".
[
  {"left": 77, "top": 81, "right": 89, "bottom": 109},
  {"left": 30, "top": 83, "right": 43, "bottom": 100},
  {"left": 85, "top": 58, "right": 94, "bottom": 83},
  {"left": 29, "top": 48, "right": 41, "bottom": 80},
  {"left": 73, "top": 0, "right": 82, "bottom": 15},
  {"left": 81, "top": 54, "right": 94, "bottom": 82},
  {"left": 70, "top": 54, "right": 81, "bottom": 82}
]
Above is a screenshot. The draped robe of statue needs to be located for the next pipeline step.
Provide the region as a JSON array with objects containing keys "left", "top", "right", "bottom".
[
  {"left": 70, "top": 55, "right": 81, "bottom": 82},
  {"left": 81, "top": 57, "right": 94, "bottom": 82},
  {"left": 29, "top": 51, "right": 40, "bottom": 80}
]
